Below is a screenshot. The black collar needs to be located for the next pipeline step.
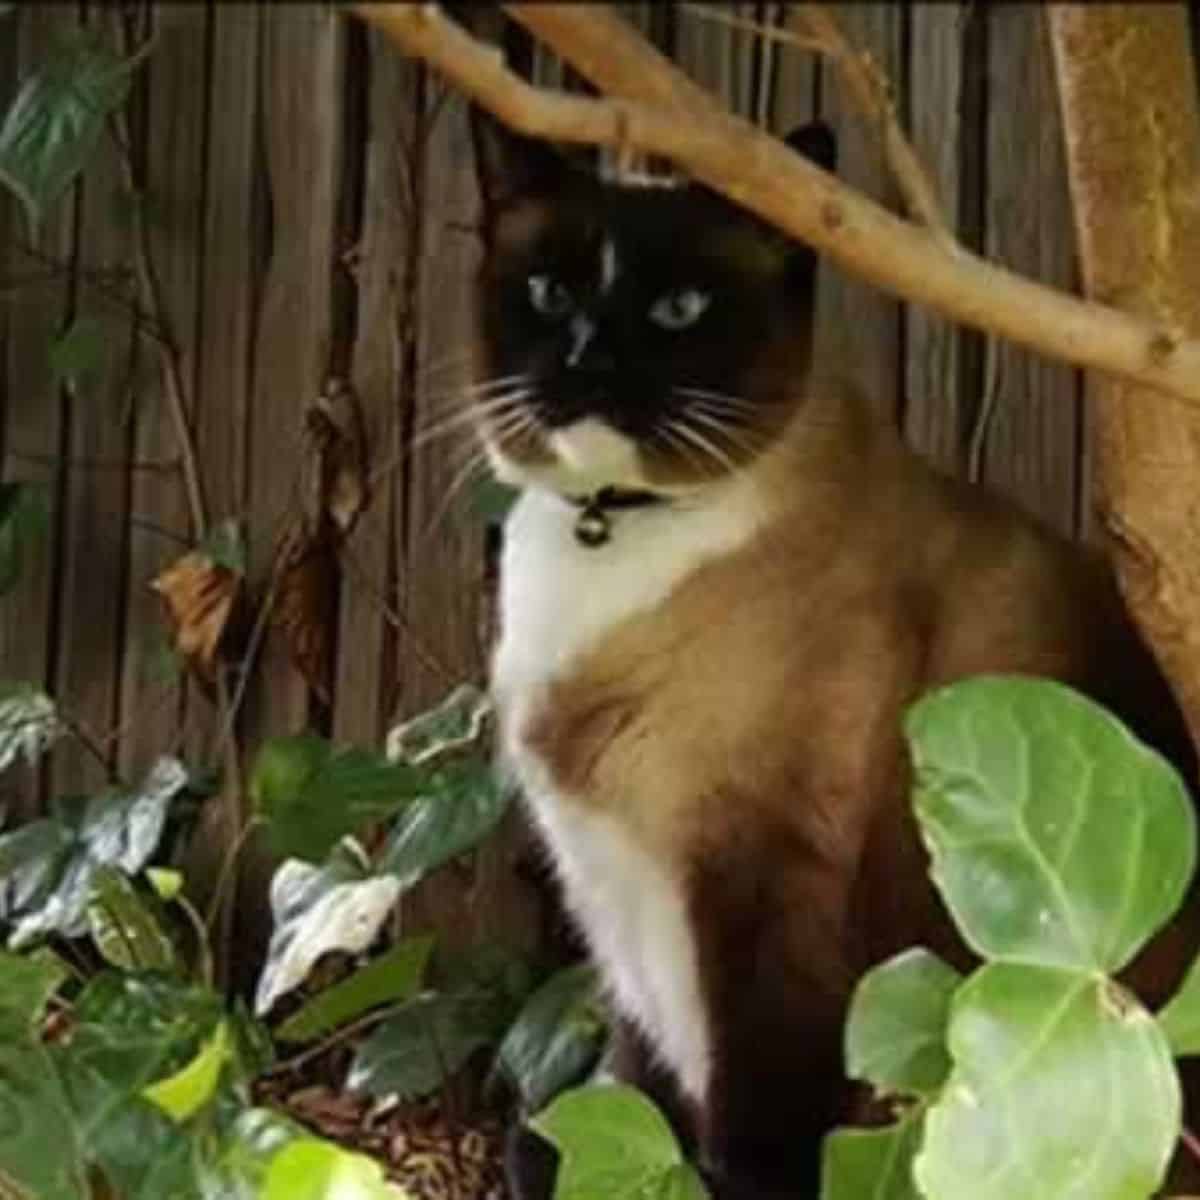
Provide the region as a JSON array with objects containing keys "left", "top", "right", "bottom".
[{"left": 565, "top": 486, "right": 668, "bottom": 548}]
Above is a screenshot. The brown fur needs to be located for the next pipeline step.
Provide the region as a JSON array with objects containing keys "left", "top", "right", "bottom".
[{"left": 513, "top": 374, "right": 1200, "bottom": 1197}]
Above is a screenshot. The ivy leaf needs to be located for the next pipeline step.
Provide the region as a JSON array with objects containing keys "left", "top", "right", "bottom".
[
  {"left": 275, "top": 934, "right": 434, "bottom": 1043},
  {"left": 906, "top": 676, "right": 1195, "bottom": 973},
  {"left": 47, "top": 315, "right": 108, "bottom": 397},
  {"left": 252, "top": 734, "right": 424, "bottom": 862},
  {"left": 142, "top": 1019, "right": 230, "bottom": 1123},
  {"left": 70, "top": 970, "right": 224, "bottom": 1095},
  {"left": 0, "top": 681, "right": 60, "bottom": 771},
  {"left": 54, "top": 1052, "right": 198, "bottom": 1200},
  {"left": 4, "top": 755, "right": 187, "bottom": 948},
  {"left": 915, "top": 961, "right": 1179, "bottom": 1200},
  {"left": 845, "top": 948, "right": 961, "bottom": 1099},
  {"left": 199, "top": 1107, "right": 308, "bottom": 1200},
  {"left": 495, "top": 964, "right": 607, "bottom": 1114},
  {"left": 0, "top": 1040, "right": 90, "bottom": 1200},
  {"left": 531, "top": 1084, "right": 709, "bottom": 1200},
  {"left": 385, "top": 684, "right": 492, "bottom": 765},
  {"left": 379, "top": 759, "right": 512, "bottom": 890},
  {"left": 347, "top": 990, "right": 501, "bottom": 1101},
  {"left": 1158, "top": 953, "right": 1200, "bottom": 1057},
  {"left": 0, "top": 30, "right": 142, "bottom": 231},
  {"left": 146, "top": 866, "right": 183, "bottom": 902},
  {"left": 87, "top": 864, "right": 179, "bottom": 972},
  {"left": 0, "top": 946, "right": 69, "bottom": 1039},
  {"left": 0, "top": 483, "right": 50, "bottom": 597},
  {"left": 255, "top": 842, "right": 400, "bottom": 1016},
  {"left": 261, "top": 1138, "right": 409, "bottom": 1200},
  {"left": 820, "top": 1110, "right": 924, "bottom": 1200}
]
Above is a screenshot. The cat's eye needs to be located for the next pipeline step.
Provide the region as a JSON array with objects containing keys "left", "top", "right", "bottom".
[
  {"left": 648, "top": 288, "right": 712, "bottom": 330},
  {"left": 528, "top": 273, "right": 573, "bottom": 318}
]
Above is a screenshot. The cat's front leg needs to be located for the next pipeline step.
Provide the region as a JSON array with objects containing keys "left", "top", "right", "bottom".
[{"left": 688, "top": 834, "right": 858, "bottom": 1200}]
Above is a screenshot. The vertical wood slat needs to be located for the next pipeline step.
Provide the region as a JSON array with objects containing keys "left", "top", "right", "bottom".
[
  {"left": 331, "top": 31, "right": 420, "bottom": 748},
  {"left": 814, "top": 3, "right": 905, "bottom": 423},
  {"left": 981, "top": 5, "right": 1080, "bottom": 538},
  {"left": 244, "top": 5, "right": 347, "bottom": 743},
  {"left": 903, "top": 5, "right": 971, "bottom": 474},
  {"left": 0, "top": 7, "right": 71, "bottom": 821},
  {"left": 117, "top": 3, "right": 211, "bottom": 778},
  {"left": 52, "top": 5, "right": 136, "bottom": 796},
  {"left": 672, "top": 3, "right": 757, "bottom": 118}
]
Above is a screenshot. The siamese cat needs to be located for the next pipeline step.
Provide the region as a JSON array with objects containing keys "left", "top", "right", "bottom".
[{"left": 466, "top": 111, "right": 1198, "bottom": 1199}]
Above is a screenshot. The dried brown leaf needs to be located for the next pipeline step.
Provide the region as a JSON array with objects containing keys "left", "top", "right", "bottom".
[
  {"left": 306, "top": 376, "right": 368, "bottom": 536},
  {"left": 271, "top": 521, "right": 338, "bottom": 704},
  {"left": 150, "top": 551, "right": 241, "bottom": 690}
]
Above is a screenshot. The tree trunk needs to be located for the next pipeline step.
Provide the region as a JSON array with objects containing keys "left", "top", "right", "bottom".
[{"left": 1049, "top": 3, "right": 1200, "bottom": 755}]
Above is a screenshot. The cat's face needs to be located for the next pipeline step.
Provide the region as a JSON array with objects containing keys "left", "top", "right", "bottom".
[{"left": 470, "top": 115, "right": 836, "bottom": 496}]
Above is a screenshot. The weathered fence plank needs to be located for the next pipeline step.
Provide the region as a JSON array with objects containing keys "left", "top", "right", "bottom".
[
  {"left": 118, "top": 3, "right": 210, "bottom": 778},
  {"left": 981, "top": 4, "right": 1081, "bottom": 538},
  {"left": 814, "top": 3, "right": 905, "bottom": 423},
  {"left": 52, "top": 8, "right": 137, "bottom": 796}
]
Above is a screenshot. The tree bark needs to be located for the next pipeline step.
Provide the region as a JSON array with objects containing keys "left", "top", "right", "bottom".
[
  {"left": 1049, "top": 4, "right": 1200, "bottom": 752},
  {"left": 349, "top": 3, "right": 1200, "bottom": 407}
]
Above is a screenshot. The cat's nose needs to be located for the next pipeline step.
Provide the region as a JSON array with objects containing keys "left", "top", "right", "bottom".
[{"left": 564, "top": 314, "right": 614, "bottom": 372}]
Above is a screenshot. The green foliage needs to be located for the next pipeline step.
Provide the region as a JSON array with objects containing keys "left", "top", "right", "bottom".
[
  {"left": 496, "top": 964, "right": 607, "bottom": 1114},
  {"left": 844, "top": 949, "right": 960, "bottom": 1099},
  {"left": 275, "top": 935, "right": 435, "bottom": 1044},
  {"left": 0, "top": 483, "right": 50, "bottom": 597},
  {"left": 823, "top": 676, "right": 1200, "bottom": 1200},
  {"left": 0, "top": 755, "right": 187, "bottom": 948},
  {"left": 908, "top": 676, "right": 1195, "bottom": 973},
  {"left": 0, "top": 28, "right": 145, "bottom": 230},
  {"left": 0, "top": 680, "right": 59, "bottom": 771},
  {"left": 87, "top": 864, "right": 179, "bottom": 972},
  {"left": 0, "top": 947, "right": 68, "bottom": 1039},
  {"left": 260, "top": 1139, "right": 409, "bottom": 1200},
  {"left": 251, "top": 735, "right": 424, "bottom": 863},
  {"left": 532, "top": 1085, "right": 708, "bottom": 1200}
]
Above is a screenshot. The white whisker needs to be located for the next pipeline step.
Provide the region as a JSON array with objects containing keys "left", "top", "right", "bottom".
[{"left": 669, "top": 419, "right": 740, "bottom": 478}]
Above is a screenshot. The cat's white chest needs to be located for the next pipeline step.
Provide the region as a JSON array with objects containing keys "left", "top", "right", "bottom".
[{"left": 491, "top": 484, "right": 764, "bottom": 1101}]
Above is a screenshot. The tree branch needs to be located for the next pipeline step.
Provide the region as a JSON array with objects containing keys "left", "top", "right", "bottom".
[{"left": 347, "top": 2, "right": 1200, "bottom": 409}]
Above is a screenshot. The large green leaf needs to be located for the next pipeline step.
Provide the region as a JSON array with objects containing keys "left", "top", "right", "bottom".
[
  {"left": 0, "top": 484, "right": 50, "bottom": 597},
  {"left": 142, "top": 1019, "right": 230, "bottom": 1123},
  {"left": 252, "top": 735, "right": 424, "bottom": 862},
  {"left": 198, "top": 1107, "right": 308, "bottom": 1200},
  {"left": 379, "top": 759, "right": 512, "bottom": 889},
  {"left": 915, "top": 961, "right": 1179, "bottom": 1200},
  {"left": 70, "top": 970, "right": 224, "bottom": 1095},
  {"left": 0, "top": 1039, "right": 89, "bottom": 1200},
  {"left": 347, "top": 990, "right": 501, "bottom": 1101},
  {"left": 0, "top": 681, "right": 59, "bottom": 771},
  {"left": 1159, "top": 952, "right": 1200, "bottom": 1056},
  {"left": 532, "top": 1084, "right": 709, "bottom": 1200},
  {"left": 0, "top": 30, "right": 142, "bottom": 230},
  {"left": 261, "top": 1138, "right": 408, "bottom": 1200},
  {"left": 0, "top": 946, "right": 68, "bottom": 1039},
  {"left": 1, "top": 756, "right": 187, "bottom": 947},
  {"left": 845, "top": 949, "right": 961, "bottom": 1099},
  {"left": 87, "top": 864, "right": 179, "bottom": 972},
  {"left": 495, "top": 964, "right": 607, "bottom": 1114},
  {"left": 275, "top": 934, "right": 434, "bottom": 1044},
  {"left": 906, "top": 676, "right": 1195, "bottom": 973},
  {"left": 820, "top": 1111, "right": 924, "bottom": 1200},
  {"left": 255, "top": 842, "right": 400, "bottom": 1016},
  {"left": 54, "top": 1053, "right": 199, "bottom": 1200}
]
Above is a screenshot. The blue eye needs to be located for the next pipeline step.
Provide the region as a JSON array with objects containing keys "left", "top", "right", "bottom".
[
  {"left": 649, "top": 288, "right": 711, "bottom": 330},
  {"left": 528, "top": 273, "right": 573, "bottom": 317}
]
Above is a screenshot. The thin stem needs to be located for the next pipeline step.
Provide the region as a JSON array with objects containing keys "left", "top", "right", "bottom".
[{"left": 175, "top": 891, "right": 215, "bottom": 988}]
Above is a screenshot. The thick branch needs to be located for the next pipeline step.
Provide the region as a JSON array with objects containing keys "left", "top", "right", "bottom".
[
  {"left": 1050, "top": 6, "right": 1200, "bottom": 751},
  {"left": 349, "top": 3, "right": 1200, "bottom": 408}
]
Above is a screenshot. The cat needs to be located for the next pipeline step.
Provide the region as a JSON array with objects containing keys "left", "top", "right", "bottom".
[{"left": 465, "top": 109, "right": 1199, "bottom": 1199}]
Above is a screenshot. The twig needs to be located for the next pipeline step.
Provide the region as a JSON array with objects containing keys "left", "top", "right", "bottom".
[
  {"left": 203, "top": 814, "right": 266, "bottom": 933},
  {"left": 262, "top": 1002, "right": 404, "bottom": 1078},
  {"left": 678, "top": 3, "right": 824, "bottom": 55},
  {"left": 790, "top": 4, "right": 955, "bottom": 248},
  {"left": 109, "top": 15, "right": 208, "bottom": 540}
]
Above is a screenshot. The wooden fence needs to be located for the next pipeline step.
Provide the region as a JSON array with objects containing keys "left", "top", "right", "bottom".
[{"left": 0, "top": 2, "right": 1113, "bottom": 978}]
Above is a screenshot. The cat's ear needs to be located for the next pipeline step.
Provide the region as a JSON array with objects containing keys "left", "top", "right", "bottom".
[
  {"left": 469, "top": 104, "right": 569, "bottom": 221},
  {"left": 783, "top": 120, "right": 837, "bottom": 175}
]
